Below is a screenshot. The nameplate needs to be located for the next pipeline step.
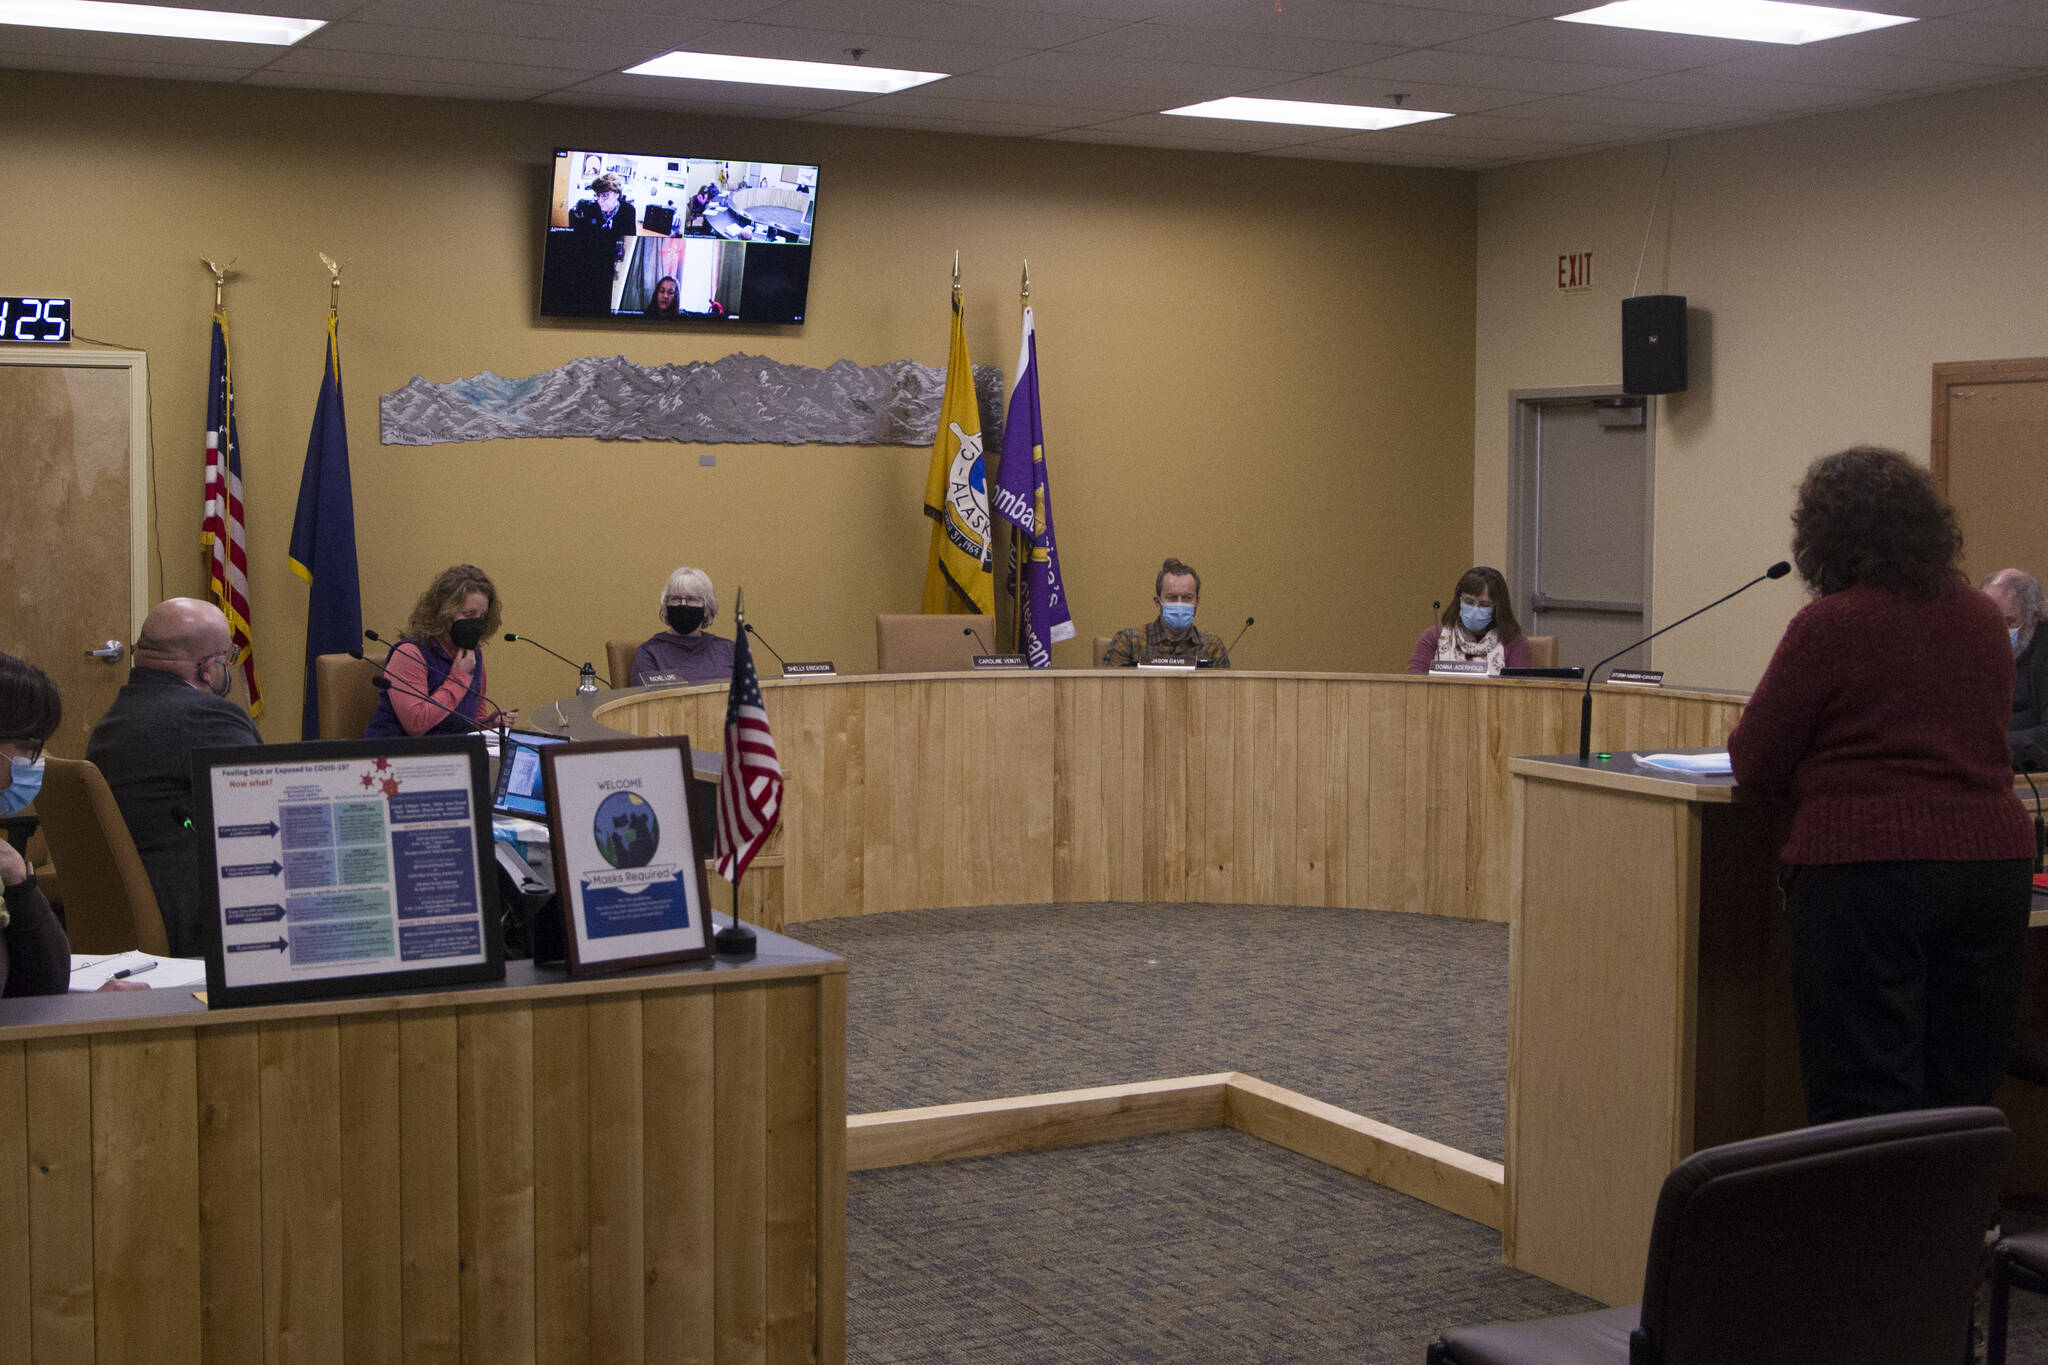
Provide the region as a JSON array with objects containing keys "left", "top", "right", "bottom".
[
  {"left": 973, "top": 654, "right": 1028, "bottom": 669},
  {"left": 782, "top": 661, "right": 836, "bottom": 676},
  {"left": 1607, "top": 669, "right": 1665, "bottom": 687},
  {"left": 1428, "top": 660, "right": 1488, "bottom": 676},
  {"left": 1137, "top": 658, "right": 1195, "bottom": 671},
  {"left": 639, "top": 672, "right": 681, "bottom": 686}
]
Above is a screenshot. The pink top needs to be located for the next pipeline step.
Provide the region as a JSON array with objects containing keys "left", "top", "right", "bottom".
[{"left": 381, "top": 639, "right": 485, "bottom": 736}]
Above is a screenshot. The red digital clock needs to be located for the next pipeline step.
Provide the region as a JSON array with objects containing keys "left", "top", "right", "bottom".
[{"left": 0, "top": 298, "right": 72, "bottom": 344}]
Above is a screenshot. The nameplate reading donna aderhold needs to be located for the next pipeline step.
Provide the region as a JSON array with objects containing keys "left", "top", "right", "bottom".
[
  {"left": 973, "top": 654, "right": 1028, "bottom": 669},
  {"left": 1607, "top": 669, "right": 1665, "bottom": 687},
  {"left": 782, "top": 661, "right": 836, "bottom": 676},
  {"left": 1428, "top": 660, "right": 1488, "bottom": 676}
]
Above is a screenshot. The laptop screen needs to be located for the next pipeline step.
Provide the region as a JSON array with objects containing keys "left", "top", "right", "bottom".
[{"left": 494, "top": 731, "right": 567, "bottom": 818}]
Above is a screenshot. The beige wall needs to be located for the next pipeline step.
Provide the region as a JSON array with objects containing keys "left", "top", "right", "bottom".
[
  {"left": 1475, "top": 74, "right": 2048, "bottom": 693},
  {"left": 5, "top": 72, "right": 1475, "bottom": 740}
]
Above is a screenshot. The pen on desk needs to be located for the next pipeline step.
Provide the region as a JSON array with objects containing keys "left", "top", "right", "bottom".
[{"left": 111, "top": 960, "right": 157, "bottom": 979}]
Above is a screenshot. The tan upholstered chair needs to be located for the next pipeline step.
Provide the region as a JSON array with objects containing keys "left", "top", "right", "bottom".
[
  {"left": 1526, "top": 635, "right": 1559, "bottom": 669},
  {"left": 1094, "top": 636, "right": 1114, "bottom": 666},
  {"left": 874, "top": 614, "right": 993, "bottom": 673},
  {"left": 35, "top": 757, "right": 171, "bottom": 955},
  {"left": 315, "top": 652, "right": 384, "bottom": 740},
  {"left": 608, "top": 639, "right": 640, "bottom": 689}
]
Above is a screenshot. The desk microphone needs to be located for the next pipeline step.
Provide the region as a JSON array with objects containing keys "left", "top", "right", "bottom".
[
  {"left": 962, "top": 625, "right": 994, "bottom": 656},
  {"left": 1577, "top": 561, "right": 1790, "bottom": 762},
  {"left": 1224, "top": 616, "right": 1254, "bottom": 659},
  {"left": 504, "top": 632, "right": 603, "bottom": 694},
  {"left": 356, "top": 635, "right": 513, "bottom": 733},
  {"left": 358, "top": 662, "right": 500, "bottom": 738},
  {"left": 362, "top": 627, "right": 398, "bottom": 659},
  {"left": 744, "top": 622, "right": 789, "bottom": 670}
]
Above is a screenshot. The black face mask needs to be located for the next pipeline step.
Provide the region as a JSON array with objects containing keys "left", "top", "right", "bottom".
[
  {"left": 449, "top": 618, "right": 488, "bottom": 651},
  {"left": 665, "top": 604, "right": 707, "bottom": 635}
]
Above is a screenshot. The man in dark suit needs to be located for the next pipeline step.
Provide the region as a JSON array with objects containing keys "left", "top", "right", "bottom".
[{"left": 85, "top": 598, "right": 261, "bottom": 956}]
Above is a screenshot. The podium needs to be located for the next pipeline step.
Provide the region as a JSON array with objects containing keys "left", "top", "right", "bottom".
[{"left": 1504, "top": 752, "right": 1805, "bottom": 1305}]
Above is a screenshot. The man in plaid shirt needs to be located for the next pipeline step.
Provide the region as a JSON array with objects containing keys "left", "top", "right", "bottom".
[{"left": 1103, "top": 557, "right": 1231, "bottom": 668}]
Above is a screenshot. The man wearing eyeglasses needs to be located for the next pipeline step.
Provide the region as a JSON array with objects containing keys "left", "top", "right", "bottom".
[{"left": 85, "top": 597, "right": 261, "bottom": 957}]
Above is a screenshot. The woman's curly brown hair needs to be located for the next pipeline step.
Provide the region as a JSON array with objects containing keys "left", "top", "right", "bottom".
[
  {"left": 1790, "top": 446, "right": 1962, "bottom": 600},
  {"left": 406, "top": 564, "right": 502, "bottom": 646}
]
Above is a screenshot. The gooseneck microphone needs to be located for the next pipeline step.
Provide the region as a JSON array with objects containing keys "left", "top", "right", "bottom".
[
  {"left": 1577, "top": 561, "right": 1791, "bottom": 762},
  {"left": 504, "top": 632, "right": 603, "bottom": 695},
  {"left": 1224, "top": 616, "right": 1255, "bottom": 659},
  {"left": 353, "top": 650, "right": 504, "bottom": 737},
  {"left": 744, "top": 622, "right": 789, "bottom": 670},
  {"left": 962, "top": 625, "right": 994, "bottom": 656}
]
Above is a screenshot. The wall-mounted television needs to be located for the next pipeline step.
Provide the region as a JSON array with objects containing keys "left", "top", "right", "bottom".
[{"left": 540, "top": 147, "right": 818, "bottom": 325}]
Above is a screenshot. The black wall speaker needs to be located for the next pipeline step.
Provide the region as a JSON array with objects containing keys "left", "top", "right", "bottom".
[{"left": 1622, "top": 294, "right": 1687, "bottom": 395}]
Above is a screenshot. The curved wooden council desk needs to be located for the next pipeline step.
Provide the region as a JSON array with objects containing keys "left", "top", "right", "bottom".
[
  {"left": 0, "top": 935, "right": 846, "bottom": 1365},
  {"left": 547, "top": 671, "right": 1748, "bottom": 929}
]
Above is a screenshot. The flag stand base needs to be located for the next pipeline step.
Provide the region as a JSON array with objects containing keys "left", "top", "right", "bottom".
[{"left": 715, "top": 920, "right": 757, "bottom": 956}]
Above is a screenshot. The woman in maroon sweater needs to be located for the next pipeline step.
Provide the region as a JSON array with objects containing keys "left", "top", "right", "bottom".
[{"left": 1729, "top": 446, "right": 2034, "bottom": 1123}]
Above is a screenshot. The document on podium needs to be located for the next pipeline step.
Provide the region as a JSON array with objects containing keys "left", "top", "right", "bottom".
[{"left": 1634, "top": 750, "right": 1734, "bottom": 775}]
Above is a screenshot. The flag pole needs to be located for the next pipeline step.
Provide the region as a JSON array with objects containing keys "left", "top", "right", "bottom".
[{"left": 715, "top": 588, "right": 759, "bottom": 957}]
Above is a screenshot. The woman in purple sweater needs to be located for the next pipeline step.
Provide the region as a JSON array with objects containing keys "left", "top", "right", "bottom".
[
  {"left": 0, "top": 653, "right": 71, "bottom": 997},
  {"left": 1729, "top": 446, "right": 2034, "bottom": 1123}
]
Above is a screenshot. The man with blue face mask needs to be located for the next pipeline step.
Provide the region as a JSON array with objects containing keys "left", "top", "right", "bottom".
[
  {"left": 1103, "top": 557, "right": 1231, "bottom": 668},
  {"left": 84, "top": 597, "right": 261, "bottom": 956},
  {"left": 1982, "top": 568, "right": 2048, "bottom": 770}
]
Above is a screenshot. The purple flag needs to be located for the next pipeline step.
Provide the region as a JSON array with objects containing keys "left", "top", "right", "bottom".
[{"left": 993, "top": 305, "right": 1076, "bottom": 667}]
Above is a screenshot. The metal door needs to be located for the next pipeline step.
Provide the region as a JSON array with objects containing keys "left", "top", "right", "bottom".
[{"left": 1510, "top": 391, "right": 1653, "bottom": 675}]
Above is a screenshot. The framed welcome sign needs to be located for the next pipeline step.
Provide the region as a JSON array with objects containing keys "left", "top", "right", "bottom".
[{"left": 540, "top": 736, "right": 714, "bottom": 975}]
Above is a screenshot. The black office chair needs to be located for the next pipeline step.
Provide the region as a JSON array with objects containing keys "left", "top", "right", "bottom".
[{"left": 1428, "top": 1107, "right": 2011, "bottom": 1365}]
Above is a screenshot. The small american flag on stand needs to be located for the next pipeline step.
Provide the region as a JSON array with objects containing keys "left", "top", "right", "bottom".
[{"left": 714, "top": 616, "right": 783, "bottom": 886}]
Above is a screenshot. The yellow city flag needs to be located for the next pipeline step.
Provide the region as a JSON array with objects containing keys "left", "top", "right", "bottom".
[{"left": 922, "top": 290, "right": 994, "bottom": 614}]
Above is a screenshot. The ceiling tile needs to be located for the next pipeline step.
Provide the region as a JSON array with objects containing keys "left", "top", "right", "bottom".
[
  {"left": 1397, "top": 109, "right": 1642, "bottom": 143},
  {"left": 1336, "top": 46, "right": 1656, "bottom": 93},
  {"left": 1706, "top": 45, "right": 2015, "bottom": 90},
  {"left": 907, "top": 70, "right": 1179, "bottom": 110},
  {"left": 1257, "top": 142, "right": 1484, "bottom": 166},
  {"left": 829, "top": 89, "right": 1124, "bottom": 125},
  {"left": 0, "top": 49, "right": 257, "bottom": 80},
  {"left": 744, "top": 0, "right": 1123, "bottom": 47},
  {"left": 937, "top": 0, "right": 1188, "bottom": 18},
  {"left": 244, "top": 70, "right": 551, "bottom": 99},
  {"left": 973, "top": 47, "right": 1304, "bottom": 96},
  {"left": 1153, "top": 0, "right": 1522, "bottom": 48},
  {"left": 532, "top": 88, "right": 806, "bottom": 115},
  {"left": 1596, "top": 69, "right": 1874, "bottom": 110},
  {"left": 0, "top": 25, "right": 276, "bottom": 67},
  {"left": 261, "top": 45, "right": 579, "bottom": 90},
  {"left": 1965, "top": 2, "right": 2048, "bottom": 28},
  {"left": 566, "top": 68, "right": 859, "bottom": 108},
  {"left": 804, "top": 109, "right": 1070, "bottom": 136},
  {"left": 1083, "top": 110, "right": 1307, "bottom": 144},
  {"left": 1445, "top": 19, "right": 1759, "bottom": 70},
  {"left": 1505, "top": 91, "right": 1741, "bottom": 127},
  {"left": 340, "top": 0, "right": 716, "bottom": 48},
  {"left": 1248, "top": 73, "right": 1538, "bottom": 113},
  {"left": 679, "top": 18, "right": 1036, "bottom": 70},
  {"left": 1824, "top": 17, "right": 2048, "bottom": 66},
  {"left": 519, "top": 0, "right": 784, "bottom": 14},
  {"left": 1054, "top": 20, "right": 1403, "bottom": 72},
  {"left": 299, "top": 20, "right": 654, "bottom": 72},
  {"left": 1302, "top": 125, "right": 1578, "bottom": 157},
  {"left": 1043, "top": 126, "right": 1280, "bottom": 152}
]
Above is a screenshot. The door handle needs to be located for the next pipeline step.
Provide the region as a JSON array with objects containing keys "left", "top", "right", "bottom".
[{"left": 86, "top": 640, "right": 125, "bottom": 664}]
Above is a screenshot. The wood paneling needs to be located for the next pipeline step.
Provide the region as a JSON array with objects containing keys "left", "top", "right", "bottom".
[
  {"left": 592, "top": 672, "right": 1744, "bottom": 926},
  {"left": 0, "top": 958, "right": 845, "bottom": 1365}
]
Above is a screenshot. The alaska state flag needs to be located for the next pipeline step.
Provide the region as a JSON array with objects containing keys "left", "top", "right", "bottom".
[
  {"left": 921, "top": 289, "right": 994, "bottom": 614},
  {"left": 994, "top": 305, "right": 1075, "bottom": 666},
  {"left": 288, "top": 316, "right": 364, "bottom": 739}
]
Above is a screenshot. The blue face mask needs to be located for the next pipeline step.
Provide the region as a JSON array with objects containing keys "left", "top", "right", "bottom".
[
  {"left": 1160, "top": 602, "right": 1196, "bottom": 631},
  {"left": 1460, "top": 603, "right": 1494, "bottom": 634},
  {"left": 0, "top": 755, "right": 43, "bottom": 816}
]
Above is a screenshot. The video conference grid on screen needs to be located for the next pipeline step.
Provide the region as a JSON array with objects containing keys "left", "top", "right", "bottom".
[{"left": 540, "top": 148, "right": 819, "bottom": 325}]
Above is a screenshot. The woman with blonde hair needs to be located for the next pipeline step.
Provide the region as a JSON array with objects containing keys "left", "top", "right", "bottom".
[
  {"left": 364, "top": 564, "right": 511, "bottom": 736},
  {"left": 630, "top": 565, "right": 735, "bottom": 686}
]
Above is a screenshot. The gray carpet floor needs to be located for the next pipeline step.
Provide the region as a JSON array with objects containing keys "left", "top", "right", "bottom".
[{"left": 791, "top": 901, "right": 1506, "bottom": 1161}]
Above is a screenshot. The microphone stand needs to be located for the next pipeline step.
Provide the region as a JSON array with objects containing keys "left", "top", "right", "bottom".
[
  {"left": 743, "top": 622, "right": 789, "bottom": 671},
  {"left": 1578, "top": 562, "right": 1791, "bottom": 762},
  {"left": 505, "top": 632, "right": 604, "bottom": 695}
]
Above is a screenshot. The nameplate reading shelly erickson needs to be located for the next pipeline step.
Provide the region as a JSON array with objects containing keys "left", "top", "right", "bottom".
[{"left": 781, "top": 661, "right": 836, "bottom": 677}]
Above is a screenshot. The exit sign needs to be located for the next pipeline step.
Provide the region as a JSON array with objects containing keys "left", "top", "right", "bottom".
[{"left": 1557, "top": 252, "right": 1594, "bottom": 292}]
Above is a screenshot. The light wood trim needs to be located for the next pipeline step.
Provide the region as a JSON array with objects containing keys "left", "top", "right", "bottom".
[
  {"left": 588, "top": 994, "right": 646, "bottom": 1364},
  {"left": 397, "top": 1009, "right": 461, "bottom": 1364},
  {"left": 846, "top": 1075, "right": 1234, "bottom": 1171},
  {"left": 643, "top": 987, "right": 717, "bottom": 1365},
  {"left": 259, "top": 1019, "right": 343, "bottom": 1365},
  {"left": 339, "top": 1014, "right": 402, "bottom": 1365},
  {"left": 25, "top": 1036, "right": 93, "bottom": 1365},
  {"left": 714, "top": 983, "right": 769, "bottom": 1365},
  {"left": 588, "top": 674, "right": 1747, "bottom": 926},
  {"left": 0, "top": 1045, "right": 26, "bottom": 1365},
  {"left": 1223, "top": 1074, "right": 1505, "bottom": 1230},
  {"left": 813, "top": 972, "right": 847, "bottom": 1365},
  {"left": 531, "top": 999, "right": 592, "bottom": 1365},
  {"left": 1505, "top": 755, "right": 1735, "bottom": 802}
]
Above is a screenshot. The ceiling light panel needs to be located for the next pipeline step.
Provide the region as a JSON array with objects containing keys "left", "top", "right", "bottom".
[
  {"left": 0, "top": 0, "right": 324, "bottom": 44},
  {"left": 1556, "top": 0, "right": 1914, "bottom": 46},
  {"left": 1162, "top": 96, "right": 1453, "bottom": 131},
  {"left": 625, "top": 50, "right": 947, "bottom": 94}
]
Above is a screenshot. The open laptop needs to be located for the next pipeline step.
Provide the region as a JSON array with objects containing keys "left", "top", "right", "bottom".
[{"left": 492, "top": 730, "right": 567, "bottom": 819}]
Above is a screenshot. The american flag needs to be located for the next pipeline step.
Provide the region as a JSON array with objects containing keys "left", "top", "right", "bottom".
[
  {"left": 200, "top": 312, "right": 262, "bottom": 713},
  {"left": 714, "top": 624, "right": 782, "bottom": 884}
]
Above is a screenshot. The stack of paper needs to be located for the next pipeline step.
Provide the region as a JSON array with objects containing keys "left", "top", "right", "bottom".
[
  {"left": 1635, "top": 751, "right": 1734, "bottom": 775},
  {"left": 68, "top": 951, "right": 209, "bottom": 993}
]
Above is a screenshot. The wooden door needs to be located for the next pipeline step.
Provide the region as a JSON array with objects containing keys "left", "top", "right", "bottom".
[
  {"left": 1933, "top": 358, "right": 2048, "bottom": 585},
  {"left": 0, "top": 350, "right": 149, "bottom": 756}
]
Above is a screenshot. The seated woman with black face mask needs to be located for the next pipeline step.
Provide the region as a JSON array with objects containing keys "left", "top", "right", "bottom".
[
  {"left": 364, "top": 564, "right": 511, "bottom": 737},
  {"left": 1406, "top": 565, "right": 1534, "bottom": 676},
  {"left": 630, "top": 566, "right": 736, "bottom": 686}
]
